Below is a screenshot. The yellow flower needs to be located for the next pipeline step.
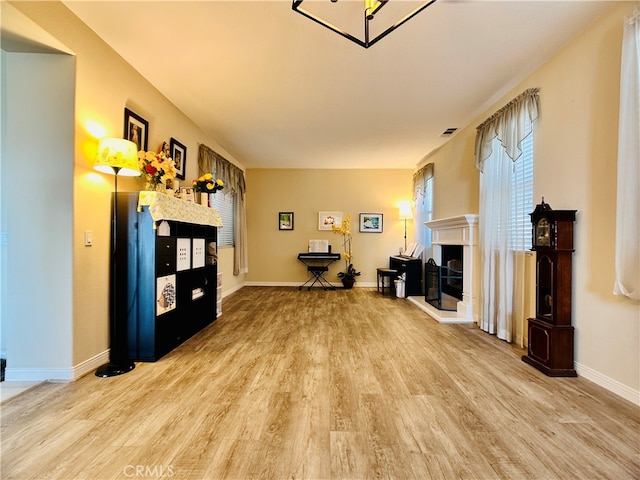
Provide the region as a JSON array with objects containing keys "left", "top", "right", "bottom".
[
  {"left": 204, "top": 173, "right": 213, "bottom": 180},
  {"left": 206, "top": 183, "right": 214, "bottom": 191},
  {"left": 216, "top": 179, "right": 224, "bottom": 187},
  {"left": 332, "top": 215, "right": 351, "bottom": 235},
  {"left": 333, "top": 214, "right": 356, "bottom": 276},
  {"left": 163, "top": 162, "right": 177, "bottom": 179}
]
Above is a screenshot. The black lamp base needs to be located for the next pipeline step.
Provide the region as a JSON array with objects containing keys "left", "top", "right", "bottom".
[{"left": 95, "top": 361, "right": 135, "bottom": 378}]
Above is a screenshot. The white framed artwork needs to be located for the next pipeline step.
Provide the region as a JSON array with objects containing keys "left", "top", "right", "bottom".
[
  {"left": 177, "top": 238, "right": 191, "bottom": 271},
  {"left": 156, "top": 274, "right": 177, "bottom": 316},
  {"left": 318, "top": 211, "right": 342, "bottom": 231},
  {"left": 192, "top": 238, "right": 205, "bottom": 268}
]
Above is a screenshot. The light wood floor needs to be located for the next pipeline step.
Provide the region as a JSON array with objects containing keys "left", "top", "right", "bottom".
[{"left": 2, "top": 287, "right": 639, "bottom": 480}]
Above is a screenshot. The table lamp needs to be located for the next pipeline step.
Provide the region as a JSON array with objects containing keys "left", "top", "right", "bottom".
[
  {"left": 93, "top": 138, "right": 140, "bottom": 377},
  {"left": 398, "top": 202, "right": 413, "bottom": 254}
]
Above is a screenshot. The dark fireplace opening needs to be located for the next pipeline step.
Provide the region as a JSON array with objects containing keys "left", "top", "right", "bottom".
[
  {"left": 424, "top": 245, "right": 463, "bottom": 311},
  {"left": 441, "top": 245, "right": 463, "bottom": 300}
]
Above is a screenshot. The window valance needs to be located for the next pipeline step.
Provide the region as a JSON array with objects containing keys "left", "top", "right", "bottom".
[
  {"left": 475, "top": 88, "right": 539, "bottom": 171},
  {"left": 413, "top": 163, "right": 434, "bottom": 204},
  {"left": 198, "top": 144, "right": 248, "bottom": 276},
  {"left": 198, "top": 144, "right": 246, "bottom": 200}
]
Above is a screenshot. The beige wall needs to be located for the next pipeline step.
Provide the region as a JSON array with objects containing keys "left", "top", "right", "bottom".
[
  {"left": 7, "top": 1, "right": 246, "bottom": 369},
  {"left": 423, "top": 133, "right": 479, "bottom": 221},
  {"left": 532, "top": 1, "right": 639, "bottom": 397},
  {"left": 417, "top": 2, "right": 639, "bottom": 400},
  {"left": 245, "top": 169, "right": 414, "bottom": 286}
]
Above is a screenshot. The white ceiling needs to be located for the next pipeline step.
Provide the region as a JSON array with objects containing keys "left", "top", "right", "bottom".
[{"left": 62, "top": 0, "right": 614, "bottom": 169}]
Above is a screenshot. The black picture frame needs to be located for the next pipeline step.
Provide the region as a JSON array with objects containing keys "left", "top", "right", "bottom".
[
  {"left": 170, "top": 137, "right": 187, "bottom": 180},
  {"left": 359, "top": 213, "right": 383, "bottom": 233},
  {"left": 279, "top": 212, "right": 294, "bottom": 230},
  {"left": 124, "top": 108, "right": 148, "bottom": 151}
]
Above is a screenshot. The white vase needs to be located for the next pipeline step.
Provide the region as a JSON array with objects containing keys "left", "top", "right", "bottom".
[{"left": 199, "top": 192, "right": 209, "bottom": 207}]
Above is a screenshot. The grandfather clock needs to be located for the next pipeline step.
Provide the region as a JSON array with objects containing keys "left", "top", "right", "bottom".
[{"left": 522, "top": 198, "right": 577, "bottom": 377}]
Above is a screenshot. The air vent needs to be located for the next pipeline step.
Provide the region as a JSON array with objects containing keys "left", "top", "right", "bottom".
[{"left": 441, "top": 128, "right": 458, "bottom": 137}]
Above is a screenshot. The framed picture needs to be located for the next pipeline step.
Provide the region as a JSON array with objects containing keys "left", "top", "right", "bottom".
[
  {"left": 156, "top": 274, "right": 176, "bottom": 316},
  {"left": 179, "top": 187, "right": 195, "bottom": 202},
  {"left": 124, "top": 108, "right": 148, "bottom": 151},
  {"left": 359, "top": 213, "right": 383, "bottom": 233},
  {"left": 279, "top": 212, "right": 294, "bottom": 230},
  {"left": 318, "top": 211, "right": 342, "bottom": 231},
  {"left": 170, "top": 137, "right": 187, "bottom": 180}
]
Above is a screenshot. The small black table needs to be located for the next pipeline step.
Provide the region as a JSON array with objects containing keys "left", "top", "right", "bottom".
[
  {"left": 389, "top": 255, "right": 423, "bottom": 297},
  {"left": 297, "top": 252, "right": 341, "bottom": 290}
]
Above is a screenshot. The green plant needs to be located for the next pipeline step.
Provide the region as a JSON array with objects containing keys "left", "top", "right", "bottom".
[{"left": 338, "top": 263, "right": 361, "bottom": 279}]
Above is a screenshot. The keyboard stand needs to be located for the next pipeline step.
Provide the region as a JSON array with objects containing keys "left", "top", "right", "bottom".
[
  {"left": 297, "top": 252, "right": 341, "bottom": 291},
  {"left": 300, "top": 266, "right": 334, "bottom": 291}
]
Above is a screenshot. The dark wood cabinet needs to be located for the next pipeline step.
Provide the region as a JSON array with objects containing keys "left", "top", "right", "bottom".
[
  {"left": 389, "top": 256, "right": 422, "bottom": 297},
  {"left": 522, "top": 199, "right": 577, "bottom": 376},
  {"left": 116, "top": 193, "right": 218, "bottom": 362}
]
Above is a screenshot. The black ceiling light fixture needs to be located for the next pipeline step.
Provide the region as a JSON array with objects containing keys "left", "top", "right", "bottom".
[{"left": 292, "top": 0, "right": 437, "bottom": 49}]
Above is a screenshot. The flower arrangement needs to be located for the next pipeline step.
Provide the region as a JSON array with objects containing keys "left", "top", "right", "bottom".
[
  {"left": 138, "top": 147, "right": 177, "bottom": 191},
  {"left": 332, "top": 214, "right": 361, "bottom": 283},
  {"left": 193, "top": 173, "right": 224, "bottom": 194}
]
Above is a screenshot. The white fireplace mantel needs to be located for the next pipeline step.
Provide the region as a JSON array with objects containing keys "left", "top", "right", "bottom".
[
  {"left": 426, "top": 214, "right": 478, "bottom": 247},
  {"left": 409, "top": 214, "right": 479, "bottom": 324}
]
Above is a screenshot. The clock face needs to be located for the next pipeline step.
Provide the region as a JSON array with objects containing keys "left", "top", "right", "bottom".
[{"left": 536, "top": 218, "right": 551, "bottom": 247}]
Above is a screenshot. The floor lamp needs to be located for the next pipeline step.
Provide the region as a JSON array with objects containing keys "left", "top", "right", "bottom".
[
  {"left": 398, "top": 202, "right": 413, "bottom": 254},
  {"left": 93, "top": 138, "right": 140, "bottom": 378}
]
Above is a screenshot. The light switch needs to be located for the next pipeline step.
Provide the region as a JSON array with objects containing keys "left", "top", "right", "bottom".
[{"left": 84, "top": 230, "right": 93, "bottom": 247}]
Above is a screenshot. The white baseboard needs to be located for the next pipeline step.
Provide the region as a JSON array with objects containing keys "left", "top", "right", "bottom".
[
  {"left": 73, "top": 350, "right": 110, "bottom": 380},
  {"left": 220, "top": 282, "right": 245, "bottom": 297},
  {"left": 575, "top": 361, "right": 640, "bottom": 406},
  {"left": 4, "top": 350, "right": 109, "bottom": 383}
]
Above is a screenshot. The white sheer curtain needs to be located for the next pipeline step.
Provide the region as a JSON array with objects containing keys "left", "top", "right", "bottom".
[
  {"left": 475, "top": 88, "right": 539, "bottom": 342},
  {"left": 614, "top": 7, "right": 639, "bottom": 300},
  {"left": 413, "top": 163, "right": 434, "bottom": 260}
]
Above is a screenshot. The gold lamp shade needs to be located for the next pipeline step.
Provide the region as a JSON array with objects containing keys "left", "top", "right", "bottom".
[{"left": 94, "top": 137, "right": 140, "bottom": 176}]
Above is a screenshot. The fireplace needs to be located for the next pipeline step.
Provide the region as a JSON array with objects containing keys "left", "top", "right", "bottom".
[
  {"left": 425, "top": 245, "right": 463, "bottom": 311},
  {"left": 409, "top": 214, "right": 478, "bottom": 324},
  {"left": 441, "top": 245, "right": 463, "bottom": 300}
]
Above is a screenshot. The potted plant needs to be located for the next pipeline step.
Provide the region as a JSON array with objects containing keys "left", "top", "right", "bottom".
[
  {"left": 193, "top": 173, "right": 224, "bottom": 205},
  {"left": 333, "top": 214, "right": 361, "bottom": 289},
  {"left": 338, "top": 263, "right": 361, "bottom": 289}
]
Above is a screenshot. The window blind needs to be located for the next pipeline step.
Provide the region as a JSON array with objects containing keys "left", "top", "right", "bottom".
[
  {"left": 511, "top": 134, "right": 534, "bottom": 251},
  {"left": 211, "top": 193, "right": 235, "bottom": 246}
]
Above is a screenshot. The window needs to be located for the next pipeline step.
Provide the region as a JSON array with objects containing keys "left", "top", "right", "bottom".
[
  {"left": 413, "top": 163, "right": 434, "bottom": 253},
  {"left": 210, "top": 193, "right": 235, "bottom": 246},
  {"left": 416, "top": 174, "right": 433, "bottom": 248},
  {"left": 511, "top": 133, "right": 534, "bottom": 251}
]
